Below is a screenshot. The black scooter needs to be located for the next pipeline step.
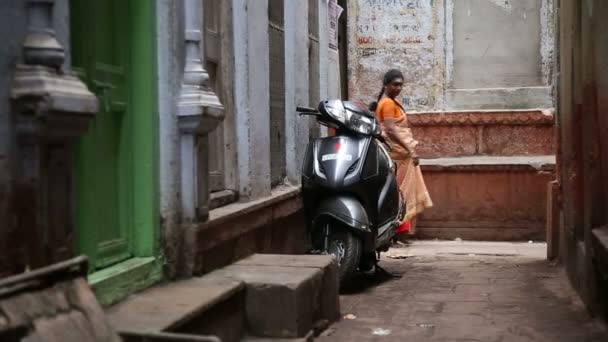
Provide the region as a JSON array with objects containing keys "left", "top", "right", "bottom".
[{"left": 298, "top": 100, "right": 404, "bottom": 286}]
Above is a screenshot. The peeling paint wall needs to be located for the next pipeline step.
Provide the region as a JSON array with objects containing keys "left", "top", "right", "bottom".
[
  {"left": 347, "top": 0, "right": 555, "bottom": 111},
  {"left": 556, "top": 0, "right": 608, "bottom": 320},
  {"left": 347, "top": 0, "right": 445, "bottom": 111}
]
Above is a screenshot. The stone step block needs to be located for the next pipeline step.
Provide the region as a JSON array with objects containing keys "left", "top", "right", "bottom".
[
  {"left": 214, "top": 259, "right": 326, "bottom": 339},
  {"left": 234, "top": 254, "right": 340, "bottom": 324},
  {"left": 107, "top": 272, "right": 245, "bottom": 342}
]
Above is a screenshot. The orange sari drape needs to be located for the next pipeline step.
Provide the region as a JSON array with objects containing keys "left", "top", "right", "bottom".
[{"left": 376, "top": 98, "right": 433, "bottom": 234}]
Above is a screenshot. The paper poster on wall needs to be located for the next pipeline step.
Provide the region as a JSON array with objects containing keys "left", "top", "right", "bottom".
[{"left": 328, "top": 0, "right": 343, "bottom": 50}]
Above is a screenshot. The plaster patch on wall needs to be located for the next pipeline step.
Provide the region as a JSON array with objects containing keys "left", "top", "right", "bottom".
[
  {"left": 445, "top": 0, "right": 454, "bottom": 88},
  {"left": 348, "top": 0, "right": 445, "bottom": 111},
  {"left": 540, "top": 0, "right": 555, "bottom": 88},
  {"left": 487, "top": 0, "right": 513, "bottom": 13}
]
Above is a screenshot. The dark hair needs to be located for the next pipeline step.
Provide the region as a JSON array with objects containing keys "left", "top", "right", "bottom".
[{"left": 368, "top": 69, "right": 404, "bottom": 111}]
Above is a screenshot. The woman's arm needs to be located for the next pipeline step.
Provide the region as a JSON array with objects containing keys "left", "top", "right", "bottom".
[{"left": 383, "top": 119, "right": 412, "bottom": 153}]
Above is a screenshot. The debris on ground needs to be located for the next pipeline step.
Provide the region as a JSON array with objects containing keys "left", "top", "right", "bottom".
[
  {"left": 393, "top": 240, "right": 409, "bottom": 247},
  {"left": 455, "top": 237, "right": 463, "bottom": 242},
  {"left": 417, "top": 323, "right": 435, "bottom": 329},
  {"left": 344, "top": 314, "right": 357, "bottom": 320},
  {"left": 372, "top": 328, "right": 392, "bottom": 336},
  {"left": 386, "top": 253, "right": 414, "bottom": 259}
]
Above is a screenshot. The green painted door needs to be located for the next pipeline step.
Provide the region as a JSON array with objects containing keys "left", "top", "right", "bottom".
[{"left": 71, "top": 1, "right": 133, "bottom": 271}]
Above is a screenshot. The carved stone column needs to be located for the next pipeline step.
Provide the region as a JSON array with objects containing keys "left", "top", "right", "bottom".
[
  {"left": 10, "top": 0, "right": 97, "bottom": 270},
  {"left": 178, "top": 0, "right": 224, "bottom": 222}
]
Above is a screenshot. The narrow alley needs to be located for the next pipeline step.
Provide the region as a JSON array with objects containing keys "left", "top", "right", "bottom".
[
  {"left": 319, "top": 241, "right": 608, "bottom": 342},
  {"left": 1, "top": 0, "right": 608, "bottom": 341}
]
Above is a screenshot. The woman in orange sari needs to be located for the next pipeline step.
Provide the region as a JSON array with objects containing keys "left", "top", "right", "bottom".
[{"left": 372, "top": 69, "right": 433, "bottom": 235}]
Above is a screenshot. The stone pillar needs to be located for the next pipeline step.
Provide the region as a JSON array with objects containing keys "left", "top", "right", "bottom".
[
  {"left": 284, "top": 0, "right": 310, "bottom": 184},
  {"left": 318, "top": 0, "right": 329, "bottom": 137},
  {"left": 232, "top": 0, "right": 271, "bottom": 200},
  {"left": 10, "top": 0, "right": 98, "bottom": 270},
  {"left": 178, "top": 0, "right": 224, "bottom": 222}
]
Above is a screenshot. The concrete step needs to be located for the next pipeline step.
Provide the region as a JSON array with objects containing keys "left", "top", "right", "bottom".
[
  {"left": 215, "top": 254, "right": 339, "bottom": 340},
  {"left": 234, "top": 254, "right": 340, "bottom": 324},
  {"left": 107, "top": 272, "right": 246, "bottom": 342},
  {"left": 107, "top": 254, "right": 339, "bottom": 342},
  {"left": 417, "top": 155, "right": 556, "bottom": 241}
]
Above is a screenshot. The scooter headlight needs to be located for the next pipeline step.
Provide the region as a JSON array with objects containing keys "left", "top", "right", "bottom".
[
  {"left": 326, "top": 105, "right": 347, "bottom": 123},
  {"left": 325, "top": 106, "right": 380, "bottom": 136},
  {"left": 347, "top": 112, "right": 380, "bottom": 135}
]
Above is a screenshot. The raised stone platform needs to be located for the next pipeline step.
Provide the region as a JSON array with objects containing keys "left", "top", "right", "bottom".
[
  {"left": 409, "top": 109, "right": 555, "bottom": 158},
  {"left": 408, "top": 110, "right": 556, "bottom": 241},
  {"left": 418, "top": 156, "right": 555, "bottom": 241}
]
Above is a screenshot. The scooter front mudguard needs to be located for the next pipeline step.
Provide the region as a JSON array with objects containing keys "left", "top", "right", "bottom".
[{"left": 312, "top": 195, "right": 375, "bottom": 253}]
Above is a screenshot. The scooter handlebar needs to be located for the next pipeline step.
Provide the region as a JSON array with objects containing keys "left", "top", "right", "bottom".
[{"left": 296, "top": 106, "right": 319, "bottom": 115}]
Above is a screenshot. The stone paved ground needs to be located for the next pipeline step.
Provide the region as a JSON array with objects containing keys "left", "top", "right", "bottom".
[{"left": 318, "top": 241, "right": 608, "bottom": 342}]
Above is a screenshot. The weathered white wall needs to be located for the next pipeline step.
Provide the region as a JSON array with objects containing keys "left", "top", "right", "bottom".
[
  {"left": 157, "top": 0, "right": 183, "bottom": 277},
  {"left": 233, "top": 0, "right": 272, "bottom": 200},
  {"left": 451, "top": 0, "right": 542, "bottom": 88},
  {"left": 347, "top": 0, "right": 555, "bottom": 111},
  {"left": 285, "top": 0, "right": 311, "bottom": 185}
]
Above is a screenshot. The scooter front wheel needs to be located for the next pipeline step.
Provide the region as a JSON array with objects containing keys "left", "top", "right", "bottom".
[{"left": 324, "top": 228, "right": 362, "bottom": 287}]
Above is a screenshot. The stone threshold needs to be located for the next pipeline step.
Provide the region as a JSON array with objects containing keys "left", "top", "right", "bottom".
[
  {"left": 420, "top": 155, "right": 556, "bottom": 172},
  {"left": 210, "top": 189, "right": 239, "bottom": 210},
  {"left": 190, "top": 185, "right": 302, "bottom": 253},
  {"left": 107, "top": 271, "right": 244, "bottom": 334},
  {"left": 89, "top": 256, "right": 163, "bottom": 306}
]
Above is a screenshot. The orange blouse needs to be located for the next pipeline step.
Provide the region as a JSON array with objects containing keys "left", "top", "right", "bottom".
[{"left": 375, "top": 97, "right": 405, "bottom": 123}]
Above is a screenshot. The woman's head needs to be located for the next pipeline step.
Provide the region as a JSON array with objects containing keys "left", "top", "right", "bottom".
[
  {"left": 369, "top": 69, "right": 405, "bottom": 111},
  {"left": 382, "top": 69, "right": 404, "bottom": 99}
]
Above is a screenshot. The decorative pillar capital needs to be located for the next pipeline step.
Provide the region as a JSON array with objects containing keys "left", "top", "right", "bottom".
[
  {"left": 9, "top": 0, "right": 98, "bottom": 269},
  {"left": 12, "top": 0, "right": 97, "bottom": 140},
  {"left": 178, "top": 0, "right": 224, "bottom": 135},
  {"left": 11, "top": 65, "right": 98, "bottom": 141},
  {"left": 23, "top": 0, "right": 65, "bottom": 69},
  {"left": 178, "top": 0, "right": 225, "bottom": 222}
]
